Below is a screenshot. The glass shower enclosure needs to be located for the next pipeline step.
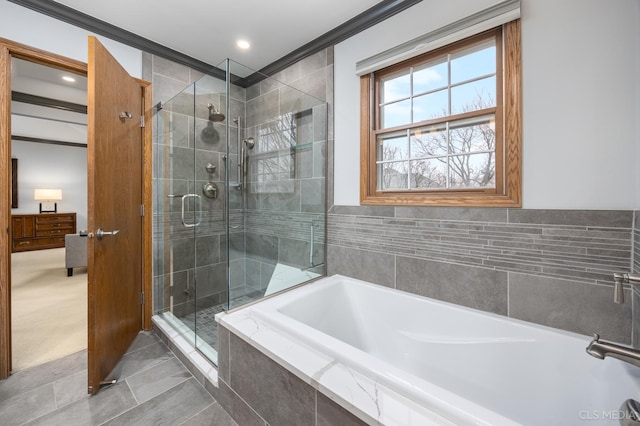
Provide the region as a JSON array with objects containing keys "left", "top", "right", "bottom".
[{"left": 153, "top": 59, "right": 327, "bottom": 364}]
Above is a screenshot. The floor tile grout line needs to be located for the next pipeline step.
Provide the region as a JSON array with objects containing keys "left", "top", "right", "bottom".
[
  {"left": 97, "top": 380, "right": 139, "bottom": 426},
  {"left": 164, "top": 340, "right": 218, "bottom": 404},
  {"left": 0, "top": 379, "right": 59, "bottom": 409},
  {"left": 125, "top": 377, "right": 140, "bottom": 406},
  {"left": 176, "top": 402, "right": 216, "bottom": 426},
  {"left": 0, "top": 350, "right": 88, "bottom": 405},
  {"left": 124, "top": 356, "right": 177, "bottom": 382},
  {"left": 124, "top": 333, "right": 165, "bottom": 356},
  {"left": 97, "top": 376, "right": 206, "bottom": 426},
  {"left": 11, "top": 383, "right": 58, "bottom": 426}
]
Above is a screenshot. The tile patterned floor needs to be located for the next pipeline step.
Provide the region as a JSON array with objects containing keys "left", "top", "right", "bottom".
[{"left": 0, "top": 331, "right": 237, "bottom": 426}]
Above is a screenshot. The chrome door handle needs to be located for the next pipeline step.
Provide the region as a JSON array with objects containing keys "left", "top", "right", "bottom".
[
  {"left": 181, "top": 194, "right": 201, "bottom": 228},
  {"left": 96, "top": 228, "right": 120, "bottom": 240}
]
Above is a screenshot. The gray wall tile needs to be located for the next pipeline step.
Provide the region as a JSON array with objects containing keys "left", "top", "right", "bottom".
[
  {"left": 396, "top": 206, "right": 508, "bottom": 222},
  {"left": 194, "top": 263, "right": 227, "bottom": 296},
  {"left": 218, "top": 325, "right": 230, "bottom": 384},
  {"left": 206, "top": 380, "right": 265, "bottom": 426},
  {"left": 330, "top": 205, "right": 394, "bottom": 217},
  {"left": 229, "top": 335, "right": 314, "bottom": 426},
  {"left": 327, "top": 245, "right": 394, "bottom": 288},
  {"left": 508, "top": 209, "right": 633, "bottom": 228},
  {"left": 396, "top": 256, "right": 508, "bottom": 315},
  {"left": 246, "top": 232, "right": 278, "bottom": 263},
  {"left": 317, "top": 392, "right": 367, "bottom": 426},
  {"left": 301, "top": 178, "right": 325, "bottom": 213},
  {"left": 509, "top": 273, "right": 631, "bottom": 343},
  {"left": 196, "top": 235, "right": 220, "bottom": 267},
  {"left": 152, "top": 56, "right": 191, "bottom": 83}
]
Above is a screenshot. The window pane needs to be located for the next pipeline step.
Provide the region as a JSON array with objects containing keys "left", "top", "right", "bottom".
[
  {"left": 413, "top": 89, "right": 448, "bottom": 122},
  {"left": 381, "top": 99, "right": 411, "bottom": 128},
  {"left": 451, "top": 76, "right": 496, "bottom": 115},
  {"left": 449, "top": 153, "right": 495, "bottom": 188},
  {"left": 410, "top": 125, "right": 447, "bottom": 158},
  {"left": 449, "top": 116, "right": 496, "bottom": 154},
  {"left": 451, "top": 42, "right": 496, "bottom": 84},
  {"left": 379, "top": 161, "right": 408, "bottom": 190},
  {"left": 381, "top": 72, "right": 410, "bottom": 104},
  {"left": 378, "top": 134, "right": 408, "bottom": 161},
  {"left": 413, "top": 60, "right": 447, "bottom": 94},
  {"left": 411, "top": 159, "right": 447, "bottom": 189}
]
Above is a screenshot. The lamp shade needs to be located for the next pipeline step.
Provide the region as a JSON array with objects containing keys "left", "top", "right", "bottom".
[{"left": 34, "top": 188, "right": 62, "bottom": 201}]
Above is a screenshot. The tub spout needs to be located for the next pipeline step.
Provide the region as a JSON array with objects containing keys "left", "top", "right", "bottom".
[{"left": 586, "top": 333, "right": 640, "bottom": 367}]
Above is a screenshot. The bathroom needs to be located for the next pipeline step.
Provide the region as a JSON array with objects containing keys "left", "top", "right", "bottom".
[
  {"left": 147, "top": 0, "right": 640, "bottom": 423},
  {"left": 1, "top": 0, "right": 640, "bottom": 424}
]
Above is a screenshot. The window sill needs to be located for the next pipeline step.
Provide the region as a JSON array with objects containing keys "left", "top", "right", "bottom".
[{"left": 360, "top": 192, "right": 521, "bottom": 208}]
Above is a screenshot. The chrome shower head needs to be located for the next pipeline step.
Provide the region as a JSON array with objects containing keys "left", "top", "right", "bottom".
[
  {"left": 207, "top": 103, "right": 225, "bottom": 122},
  {"left": 243, "top": 137, "right": 255, "bottom": 150}
]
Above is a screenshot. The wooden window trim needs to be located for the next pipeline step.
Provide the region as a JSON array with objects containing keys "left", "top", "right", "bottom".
[{"left": 360, "top": 20, "right": 521, "bottom": 207}]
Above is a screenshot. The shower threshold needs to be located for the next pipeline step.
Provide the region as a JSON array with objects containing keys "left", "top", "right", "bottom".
[{"left": 161, "top": 311, "right": 218, "bottom": 365}]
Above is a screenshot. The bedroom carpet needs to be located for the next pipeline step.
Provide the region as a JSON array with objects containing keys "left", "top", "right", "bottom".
[{"left": 11, "top": 248, "right": 87, "bottom": 372}]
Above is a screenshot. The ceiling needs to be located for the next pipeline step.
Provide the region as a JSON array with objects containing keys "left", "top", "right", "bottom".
[
  {"left": 49, "top": 0, "right": 384, "bottom": 73},
  {"left": 9, "top": 0, "right": 415, "bottom": 145},
  {"left": 11, "top": 58, "right": 87, "bottom": 145}
]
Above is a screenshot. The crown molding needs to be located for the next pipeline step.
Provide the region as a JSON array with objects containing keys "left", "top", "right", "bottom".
[{"left": 9, "top": 0, "right": 422, "bottom": 88}]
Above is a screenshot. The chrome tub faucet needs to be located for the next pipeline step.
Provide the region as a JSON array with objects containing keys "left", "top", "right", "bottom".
[{"left": 586, "top": 333, "right": 640, "bottom": 368}]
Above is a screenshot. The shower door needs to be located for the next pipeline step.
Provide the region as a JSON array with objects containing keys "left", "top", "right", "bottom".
[
  {"left": 154, "top": 59, "right": 328, "bottom": 366},
  {"left": 155, "top": 75, "right": 228, "bottom": 364}
]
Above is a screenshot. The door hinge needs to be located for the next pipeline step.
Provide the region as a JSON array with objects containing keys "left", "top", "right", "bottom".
[
  {"left": 140, "top": 204, "right": 145, "bottom": 217},
  {"left": 140, "top": 115, "right": 145, "bottom": 128},
  {"left": 140, "top": 292, "right": 145, "bottom": 305}
]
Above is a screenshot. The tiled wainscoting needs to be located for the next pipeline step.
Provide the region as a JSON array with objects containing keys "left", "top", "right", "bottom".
[
  {"left": 327, "top": 206, "right": 634, "bottom": 344},
  {"left": 153, "top": 317, "right": 363, "bottom": 426}
]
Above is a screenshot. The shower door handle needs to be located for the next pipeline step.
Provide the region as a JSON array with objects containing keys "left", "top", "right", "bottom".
[{"left": 181, "top": 194, "right": 202, "bottom": 228}]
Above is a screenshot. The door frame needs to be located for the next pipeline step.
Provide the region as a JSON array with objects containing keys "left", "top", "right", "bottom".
[{"left": 0, "top": 37, "right": 153, "bottom": 379}]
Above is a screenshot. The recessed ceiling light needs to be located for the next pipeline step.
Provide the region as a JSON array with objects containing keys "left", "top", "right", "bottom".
[
  {"left": 62, "top": 76, "right": 76, "bottom": 83},
  {"left": 237, "top": 40, "right": 250, "bottom": 50}
]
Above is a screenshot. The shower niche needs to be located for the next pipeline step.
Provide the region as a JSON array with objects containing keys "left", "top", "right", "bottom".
[{"left": 153, "top": 59, "right": 327, "bottom": 364}]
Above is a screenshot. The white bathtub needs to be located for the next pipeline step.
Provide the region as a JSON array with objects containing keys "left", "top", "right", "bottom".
[{"left": 217, "top": 275, "right": 640, "bottom": 425}]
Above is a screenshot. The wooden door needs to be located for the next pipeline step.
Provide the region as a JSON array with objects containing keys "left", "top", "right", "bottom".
[{"left": 87, "top": 36, "right": 144, "bottom": 394}]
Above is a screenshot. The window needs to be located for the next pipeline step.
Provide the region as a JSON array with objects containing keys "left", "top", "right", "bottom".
[{"left": 360, "top": 20, "right": 521, "bottom": 207}]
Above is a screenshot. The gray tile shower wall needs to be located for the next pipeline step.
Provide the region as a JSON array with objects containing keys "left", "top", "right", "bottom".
[
  {"left": 146, "top": 48, "right": 331, "bottom": 316},
  {"left": 237, "top": 48, "right": 332, "bottom": 295},
  {"left": 144, "top": 53, "right": 246, "bottom": 316},
  {"left": 327, "top": 206, "right": 633, "bottom": 343}
]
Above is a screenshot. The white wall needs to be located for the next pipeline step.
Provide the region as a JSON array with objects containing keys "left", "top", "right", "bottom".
[
  {"left": 334, "top": 0, "right": 639, "bottom": 210},
  {"left": 12, "top": 140, "right": 88, "bottom": 230},
  {"left": 0, "top": 1, "right": 141, "bottom": 78},
  {"left": 0, "top": 1, "right": 145, "bottom": 230},
  {"left": 637, "top": 1, "right": 640, "bottom": 211}
]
